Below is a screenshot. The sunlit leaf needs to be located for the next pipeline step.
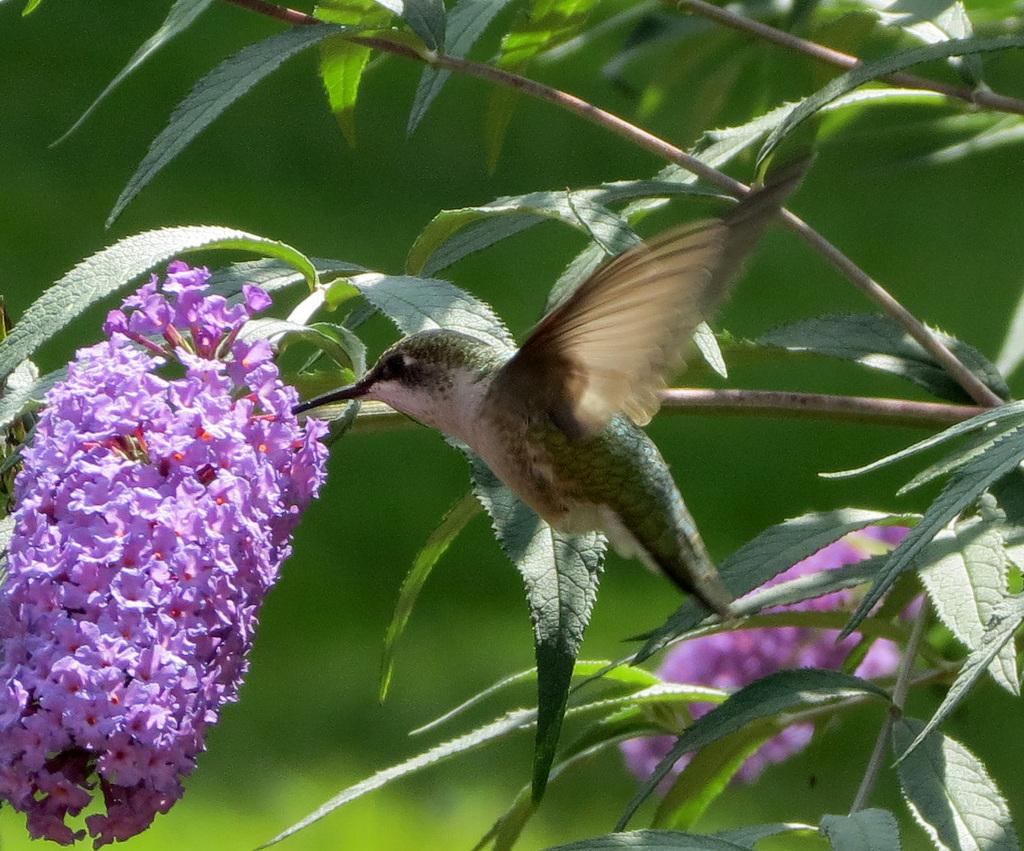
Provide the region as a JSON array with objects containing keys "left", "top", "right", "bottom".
[
  {"left": 0, "top": 226, "right": 315, "bottom": 386},
  {"left": 317, "top": 0, "right": 394, "bottom": 146},
  {"left": 894, "top": 718, "right": 1019, "bottom": 851},
  {"left": 759, "top": 34, "right": 1024, "bottom": 166}
]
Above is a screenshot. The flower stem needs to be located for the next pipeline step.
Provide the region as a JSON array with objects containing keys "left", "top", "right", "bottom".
[{"left": 849, "top": 599, "right": 930, "bottom": 813}]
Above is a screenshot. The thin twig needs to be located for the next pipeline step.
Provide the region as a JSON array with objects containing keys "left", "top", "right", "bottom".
[
  {"left": 659, "top": 389, "right": 984, "bottom": 428},
  {"left": 679, "top": 0, "right": 1024, "bottom": 117},
  {"left": 217, "top": 0, "right": 1006, "bottom": 406},
  {"left": 849, "top": 598, "right": 930, "bottom": 813}
]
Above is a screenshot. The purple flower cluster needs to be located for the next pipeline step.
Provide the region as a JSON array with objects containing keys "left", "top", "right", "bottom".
[
  {"left": 0, "top": 263, "right": 328, "bottom": 846},
  {"left": 621, "top": 526, "right": 910, "bottom": 788}
]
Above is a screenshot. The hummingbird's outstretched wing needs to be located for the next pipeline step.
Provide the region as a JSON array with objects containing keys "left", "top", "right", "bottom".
[{"left": 491, "top": 163, "right": 806, "bottom": 439}]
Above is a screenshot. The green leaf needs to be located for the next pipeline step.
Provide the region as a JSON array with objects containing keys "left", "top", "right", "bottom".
[
  {"left": 819, "top": 810, "right": 902, "bottom": 851},
  {"left": 408, "top": 0, "right": 516, "bottom": 133},
  {"left": 468, "top": 455, "right": 604, "bottom": 800},
  {"left": 544, "top": 830, "right": 754, "bottom": 850},
  {"left": 758, "top": 313, "right": 1009, "bottom": 404},
  {"left": 259, "top": 708, "right": 537, "bottom": 848},
  {"left": 407, "top": 180, "right": 719, "bottom": 276},
  {"left": 108, "top": 23, "right": 350, "bottom": 226},
  {"left": 654, "top": 720, "right": 778, "bottom": 830},
  {"left": 373, "top": 0, "right": 445, "bottom": 51},
  {"left": 380, "top": 490, "right": 482, "bottom": 701},
  {"left": 918, "top": 516, "right": 1019, "bottom": 694},
  {"left": 617, "top": 670, "right": 890, "bottom": 829},
  {"left": 317, "top": 0, "right": 394, "bottom": 146},
  {"left": 843, "top": 424, "right": 1024, "bottom": 637},
  {"left": 0, "top": 226, "right": 316, "bottom": 386},
  {"left": 995, "top": 272, "right": 1024, "bottom": 379},
  {"left": 824, "top": 401, "right": 1024, "bottom": 480},
  {"left": 52, "top": 0, "right": 213, "bottom": 146},
  {"left": 636, "top": 510, "right": 910, "bottom": 662},
  {"left": 485, "top": 0, "right": 600, "bottom": 168},
  {"left": 893, "top": 718, "right": 1020, "bottom": 851},
  {"left": 0, "top": 364, "right": 63, "bottom": 430},
  {"left": 898, "top": 419, "right": 1024, "bottom": 494},
  {"left": 206, "top": 257, "right": 364, "bottom": 298},
  {"left": 338, "top": 272, "right": 514, "bottom": 349},
  {"left": 758, "top": 34, "right": 1024, "bottom": 166},
  {"left": 899, "top": 594, "right": 1024, "bottom": 757}
]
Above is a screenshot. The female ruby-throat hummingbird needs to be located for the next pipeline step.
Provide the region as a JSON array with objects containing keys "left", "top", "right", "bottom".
[{"left": 295, "top": 167, "right": 804, "bottom": 618}]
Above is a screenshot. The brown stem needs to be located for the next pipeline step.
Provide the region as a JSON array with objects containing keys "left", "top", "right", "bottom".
[{"left": 679, "top": 0, "right": 1024, "bottom": 117}]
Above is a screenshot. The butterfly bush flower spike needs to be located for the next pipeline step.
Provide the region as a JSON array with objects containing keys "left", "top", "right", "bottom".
[
  {"left": 621, "top": 526, "right": 911, "bottom": 787},
  {"left": 0, "top": 262, "right": 328, "bottom": 846}
]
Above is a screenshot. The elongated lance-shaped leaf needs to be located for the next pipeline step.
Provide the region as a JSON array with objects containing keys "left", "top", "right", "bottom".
[
  {"left": 206, "top": 257, "right": 365, "bottom": 298},
  {"left": 380, "top": 490, "right": 482, "bottom": 701},
  {"left": 898, "top": 419, "right": 1024, "bottom": 494},
  {"left": 918, "top": 516, "right": 1018, "bottom": 694},
  {"left": 336, "top": 272, "right": 514, "bottom": 349},
  {"left": 409, "top": 0, "right": 516, "bottom": 133},
  {"left": 824, "top": 401, "right": 1024, "bottom": 480},
  {"left": 317, "top": 0, "right": 394, "bottom": 146},
  {"left": 544, "top": 830, "right": 757, "bottom": 850},
  {"left": 617, "top": 669, "right": 890, "bottom": 829},
  {"left": 0, "top": 362, "right": 62, "bottom": 430},
  {"left": 258, "top": 708, "right": 537, "bottom": 848},
  {"left": 635, "top": 510, "right": 911, "bottom": 662},
  {"left": 842, "top": 424, "right": 1024, "bottom": 638},
  {"left": 108, "top": 23, "right": 351, "bottom": 226},
  {"left": 893, "top": 718, "right": 1020, "bottom": 851},
  {"left": 467, "top": 454, "right": 604, "bottom": 801},
  {"left": 407, "top": 180, "right": 719, "bottom": 276},
  {"left": 759, "top": 313, "right": 1009, "bottom": 404},
  {"left": 0, "top": 226, "right": 316, "bottom": 386},
  {"left": 716, "top": 824, "right": 817, "bottom": 848},
  {"left": 898, "top": 593, "right": 1024, "bottom": 759},
  {"left": 371, "top": 0, "right": 445, "bottom": 50},
  {"left": 819, "top": 810, "right": 901, "bottom": 851},
  {"left": 53, "top": 0, "right": 213, "bottom": 146},
  {"left": 758, "top": 34, "right": 1024, "bottom": 166}
]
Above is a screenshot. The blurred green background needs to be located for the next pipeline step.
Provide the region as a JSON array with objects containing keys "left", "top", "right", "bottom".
[{"left": 3, "top": 0, "right": 1024, "bottom": 848}]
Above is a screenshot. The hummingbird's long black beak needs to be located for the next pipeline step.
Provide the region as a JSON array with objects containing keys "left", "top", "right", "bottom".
[{"left": 292, "top": 380, "right": 369, "bottom": 415}]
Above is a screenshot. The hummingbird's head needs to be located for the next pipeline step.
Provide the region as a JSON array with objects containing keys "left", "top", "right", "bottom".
[{"left": 294, "top": 329, "right": 508, "bottom": 436}]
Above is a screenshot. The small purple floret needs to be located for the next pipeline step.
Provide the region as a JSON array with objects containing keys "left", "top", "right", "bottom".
[
  {"left": 0, "top": 262, "right": 328, "bottom": 846},
  {"left": 621, "top": 526, "right": 911, "bottom": 788}
]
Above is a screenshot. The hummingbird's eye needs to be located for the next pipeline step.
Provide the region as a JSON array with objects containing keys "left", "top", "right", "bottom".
[{"left": 382, "top": 353, "right": 412, "bottom": 381}]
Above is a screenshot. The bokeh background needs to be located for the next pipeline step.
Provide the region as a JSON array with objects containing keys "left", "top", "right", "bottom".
[{"left": 3, "top": 0, "right": 1024, "bottom": 848}]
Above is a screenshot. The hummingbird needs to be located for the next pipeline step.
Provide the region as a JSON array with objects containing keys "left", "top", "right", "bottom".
[{"left": 295, "top": 166, "right": 804, "bottom": 618}]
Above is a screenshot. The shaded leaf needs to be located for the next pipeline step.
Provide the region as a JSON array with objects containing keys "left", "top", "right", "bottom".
[
  {"left": 899, "top": 594, "right": 1024, "bottom": 757},
  {"left": 53, "top": 0, "right": 213, "bottom": 146},
  {"left": 759, "top": 313, "right": 1008, "bottom": 404},
  {"left": 636, "top": 510, "right": 911, "bottom": 662},
  {"left": 819, "top": 809, "right": 901, "bottom": 851},
  {"left": 380, "top": 0, "right": 445, "bottom": 50},
  {"left": 893, "top": 718, "right": 1019, "bottom": 851},
  {"left": 715, "top": 824, "right": 816, "bottom": 848},
  {"left": 759, "top": 34, "right": 1024, "bottom": 165},
  {"left": 468, "top": 455, "right": 604, "bottom": 800},
  {"left": 380, "top": 490, "right": 482, "bottom": 700},
  {"left": 843, "top": 424, "right": 1024, "bottom": 637},
  {"left": 409, "top": 0, "right": 516, "bottom": 133},
  {"left": 109, "top": 23, "right": 349, "bottom": 226},
  {"left": 0, "top": 226, "right": 315, "bottom": 386},
  {"left": 0, "top": 364, "right": 63, "bottom": 431},
  {"left": 617, "top": 670, "right": 890, "bottom": 829},
  {"left": 870, "top": 0, "right": 982, "bottom": 86}
]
